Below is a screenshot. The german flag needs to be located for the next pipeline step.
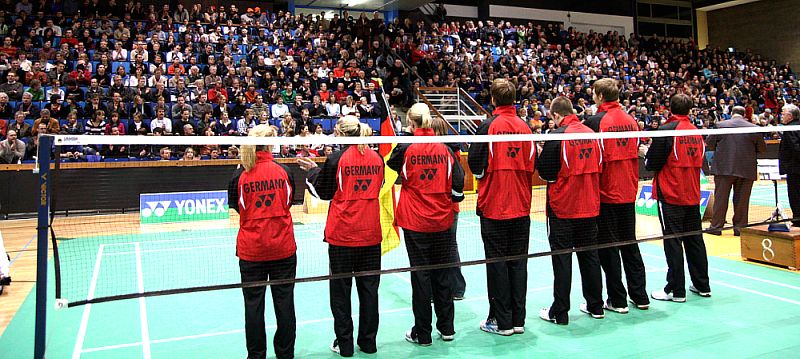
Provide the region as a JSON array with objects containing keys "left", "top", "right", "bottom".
[{"left": 374, "top": 80, "right": 401, "bottom": 255}]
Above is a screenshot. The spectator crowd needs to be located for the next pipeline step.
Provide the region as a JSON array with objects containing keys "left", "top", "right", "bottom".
[{"left": 0, "top": 1, "right": 795, "bottom": 162}]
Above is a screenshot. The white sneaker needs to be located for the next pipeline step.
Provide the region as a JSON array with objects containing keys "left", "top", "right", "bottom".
[
  {"left": 513, "top": 327, "right": 525, "bottom": 334},
  {"left": 689, "top": 285, "right": 712, "bottom": 297},
  {"left": 479, "top": 318, "right": 514, "bottom": 336},
  {"left": 405, "top": 329, "right": 432, "bottom": 346},
  {"left": 539, "top": 307, "right": 565, "bottom": 325},
  {"left": 629, "top": 299, "right": 650, "bottom": 310},
  {"left": 579, "top": 303, "right": 605, "bottom": 319},
  {"left": 603, "top": 301, "right": 629, "bottom": 314},
  {"left": 330, "top": 340, "right": 340, "bottom": 354},
  {"left": 651, "top": 289, "right": 686, "bottom": 303},
  {"left": 437, "top": 330, "right": 455, "bottom": 341}
]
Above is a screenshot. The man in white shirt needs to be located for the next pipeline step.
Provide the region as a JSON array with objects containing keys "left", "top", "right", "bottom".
[
  {"left": 271, "top": 96, "right": 290, "bottom": 119},
  {"left": 150, "top": 108, "right": 173, "bottom": 134}
]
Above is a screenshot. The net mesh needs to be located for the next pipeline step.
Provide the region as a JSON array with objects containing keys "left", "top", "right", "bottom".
[{"left": 46, "top": 125, "right": 799, "bottom": 306}]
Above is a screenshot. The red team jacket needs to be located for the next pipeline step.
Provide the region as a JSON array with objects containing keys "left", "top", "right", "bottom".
[
  {"left": 586, "top": 101, "right": 640, "bottom": 204},
  {"left": 306, "top": 145, "right": 385, "bottom": 247},
  {"left": 228, "top": 152, "right": 297, "bottom": 262},
  {"left": 467, "top": 105, "right": 535, "bottom": 220},
  {"left": 645, "top": 115, "right": 704, "bottom": 206},
  {"left": 388, "top": 128, "right": 465, "bottom": 233},
  {"left": 537, "top": 114, "right": 602, "bottom": 219}
]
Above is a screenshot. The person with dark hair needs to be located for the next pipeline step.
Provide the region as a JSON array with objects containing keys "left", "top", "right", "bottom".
[
  {"left": 299, "top": 116, "right": 384, "bottom": 357},
  {"left": 705, "top": 106, "right": 766, "bottom": 235},
  {"left": 431, "top": 116, "right": 467, "bottom": 300},
  {"left": 537, "top": 96, "right": 604, "bottom": 325},
  {"left": 779, "top": 104, "right": 800, "bottom": 227},
  {"left": 468, "top": 78, "right": 535, "bottom": 335},
  {"left": 585, "top": 78, "right": 650, "bottom": 312},
  {"left": 645, "top": 93, "right": 711, "bottom": 302}
]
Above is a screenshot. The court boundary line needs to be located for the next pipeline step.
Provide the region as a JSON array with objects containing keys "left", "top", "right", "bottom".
[
  {"left": 641, "top": 253, "right": 800, "bottom": 305},
  {"left": 711, "top": 281, "right": 800, "bottom": 305},
  {"left": 135, "top": 243, "right": 152, "bottom": 359},
  {"left": 80, "top": 285, "right": 554, "bottom": 354},
  {"left": 72, "top": 245, "right": 104, "bottom": 359}
]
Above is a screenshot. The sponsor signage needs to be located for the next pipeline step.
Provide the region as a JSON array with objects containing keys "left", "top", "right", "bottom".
[
  {"left": 140, "top": 190, "right": 229, "bottom": 224},
  {"left": 636, "top": 185, "right": 711, "bottom": 217}
]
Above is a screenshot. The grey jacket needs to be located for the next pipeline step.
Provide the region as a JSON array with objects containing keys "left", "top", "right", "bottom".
[
  {"left": 705, "top": 115, "right": 766, "bottom": 180},
  {"left": 0, "top": 138, "right": 26, "bottom": 163}
]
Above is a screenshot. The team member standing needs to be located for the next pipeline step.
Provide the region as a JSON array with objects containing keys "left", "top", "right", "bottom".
[
  {"left": 387, "top": 103, "right": 465, "bottom": 346},
  {"left": 299, "top": 116, "right": 385, "bottom": 357},
  {"left": 705, "top": 106, "right": 766, "bottom": 236},
  {"left": 431, "top": 116, "right": 467, "bottom": 300},
  {"left": 645, "top": 93, "right": 711, "bottom": 302},
  {"left": 538, "top": 96, "right": 605, "bottom": 324},
  {"left": 468, "top": 79, "right": 535, "bottom": 335},
  {"left": 585, "top": 78, "right": 650, "bottom": 312},
  {"left": 779, "top": 104, "right": 800, "bottom": 227},
  {"left": 228, "top": 125, "right": 297, "bottom": 359}
]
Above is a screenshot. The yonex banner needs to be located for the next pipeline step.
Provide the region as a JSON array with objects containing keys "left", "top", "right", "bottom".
[
  {"left": 636, "top": 185, "right": 712, "bottom": 217},
  {"left": 140, "top": 191, "right": 229, "bottom": 224},
  {"left": 635, "top": 185, "right": 659, "bottom": 217}
]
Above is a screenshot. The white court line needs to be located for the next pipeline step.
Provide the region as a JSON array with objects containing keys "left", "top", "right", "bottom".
[
  {"left": 103, "top": 228, "right": 322, "bottom": 247},
  {"left": 392, "top": 273, "right": 411, "bottom": 284},
  {"left": 641, "top": 252, "right": 800, "bottom": 305},
  {"left": 135, "top": 243, "right": 152, "bottom": 359},
  {"left": 81, "top": 341, "right": 143, "bottom": 353},
  {"left": 709, "top": 268, "right": 800, "bottom": 291},
  {"left": 103, "top": 236, "right": 324, "bottom": 257},
  {"left": 81, "top": 286, "right": 553, "bottom": 353},
  {"left": 72, "top": 245, "right": 104, "bottom": 359},
  {"left": 711, "top": 281, "right": 800, "bottom": 306}
]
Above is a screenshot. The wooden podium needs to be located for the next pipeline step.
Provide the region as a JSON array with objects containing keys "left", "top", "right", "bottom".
[{"left": 740, "top": 225, "right": 800, "bottom": 269}]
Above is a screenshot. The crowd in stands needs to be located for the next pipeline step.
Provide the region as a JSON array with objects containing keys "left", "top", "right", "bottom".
[
  {"left": 0, "top": 1, "right": 795, "bottom": 162},
  {"left": 397, "top": 17, "right": 796, "bottom": 137}
]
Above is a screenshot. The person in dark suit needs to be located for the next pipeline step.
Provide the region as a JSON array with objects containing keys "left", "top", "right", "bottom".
[
  {"left": 705, "top": 106, "right": 767, "bottom": 235},
  {"left": 779, "top": 104, "right": 800, "bottom": 227}
]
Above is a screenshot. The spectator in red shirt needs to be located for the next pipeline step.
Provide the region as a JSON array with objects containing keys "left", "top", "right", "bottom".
[{"left": 333, "top": 83, "right": 349, "bottom": 104}]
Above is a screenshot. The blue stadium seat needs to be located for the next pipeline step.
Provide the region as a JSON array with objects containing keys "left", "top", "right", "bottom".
[
  {"left": 112, "top": 62, "right": 130, "bottom": 73},
  {"left": 365, "top": 118, "right": 380, "bottom": 132}
]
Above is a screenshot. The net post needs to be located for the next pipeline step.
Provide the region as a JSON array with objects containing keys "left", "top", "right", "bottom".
[{"left": 34, "top": 135, "right": 53, "bottom": 359}]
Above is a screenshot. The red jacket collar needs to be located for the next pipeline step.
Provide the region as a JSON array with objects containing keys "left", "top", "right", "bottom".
[
  {"left": 493, "top": 105, "right": 517, "bottom": 117},
  {"left": 256, "top": 151, "right": 275, "bottom": 162},
  {"left": 414, "top": 128, "right": 436, "bottom": 136},
  {"left": 598, "top": 101, "right": 621, "bottom": 113},
  {"left": 665, "top": 115, "right": 691, "bottom": 124},
  {"left": 560, "top": 114, "right": 581, "bottom": 127}
]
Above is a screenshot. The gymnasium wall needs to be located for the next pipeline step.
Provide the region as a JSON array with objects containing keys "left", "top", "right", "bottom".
[{"left": 706, "top": 0, "right": 800, "bottom": 66}]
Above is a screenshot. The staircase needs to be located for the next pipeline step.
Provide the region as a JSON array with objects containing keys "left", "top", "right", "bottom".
[{"left": 414, "top": 87, "right": 489, "bottom": 135}]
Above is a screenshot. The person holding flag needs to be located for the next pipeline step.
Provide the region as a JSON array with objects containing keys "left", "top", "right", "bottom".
[
  {"left": 374, "top": 80, "right": 402, "bottom": 255},
  {"left": 300, "top": 115, "right": 385, "bottom": 357}
]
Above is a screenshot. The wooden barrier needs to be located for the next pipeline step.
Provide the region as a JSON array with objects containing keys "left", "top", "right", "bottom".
[{"left": 740, "top": 225, "right": 800, "bottom": 269}]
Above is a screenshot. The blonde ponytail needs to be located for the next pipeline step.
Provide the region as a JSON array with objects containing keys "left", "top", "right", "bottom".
[
  {"left": 407, "top": 103, "right": 433, "bottom": 129},
  {"left": 241, "top": 124, "right": 277, "bottom": 171},
  {"left": 335, "top": 115, "right": 373, "bottom": 153}
]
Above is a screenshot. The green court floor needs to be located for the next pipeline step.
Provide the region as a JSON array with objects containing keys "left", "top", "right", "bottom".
[{"left": 2, "top": 212, "right": 800, "bottom": 359}]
